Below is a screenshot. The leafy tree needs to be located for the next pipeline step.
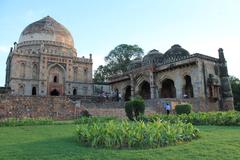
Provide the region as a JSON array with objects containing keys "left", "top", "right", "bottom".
[
  {"left": 229, "top": 76, "right": 240, "bottom": 110},
  {"left": 93, "top": 65, "right": 109, "bottom": 83},
  {"left": 94, "top": 44, "right": 144, "bottom": 82}
]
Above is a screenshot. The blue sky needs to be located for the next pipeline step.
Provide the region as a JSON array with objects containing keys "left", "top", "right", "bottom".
[{"left": 0, "top": 0, "right": 240, "bottom": 86}]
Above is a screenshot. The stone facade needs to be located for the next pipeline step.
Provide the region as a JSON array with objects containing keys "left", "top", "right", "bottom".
[
  {"left": 108, "top": 45, "right": 234, "bottom": 111},
  {"left": 5, "top": 16, "right": 93, "bottom": 96}
]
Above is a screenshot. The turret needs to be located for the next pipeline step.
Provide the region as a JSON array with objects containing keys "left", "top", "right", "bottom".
[{"left": 218, "top": 48, "right": 234, "bottom": 110}]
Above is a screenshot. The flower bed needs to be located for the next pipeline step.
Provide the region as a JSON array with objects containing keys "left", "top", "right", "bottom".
[{"left": 76, "top": 120, "right": 200, "bottom": 148}]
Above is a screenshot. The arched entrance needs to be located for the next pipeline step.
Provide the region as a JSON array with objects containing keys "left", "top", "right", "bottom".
[
  {"left": 73, "top": 88, "right": 77, "bottom": 96},
  {"left": 139, "top": 81, "right": 150, "bottom": 99},
  {"left": 124, "top": 85, "right": 131, "bottom": 101},
  {"left": 161, "top": 79, "right": 176, "bottom": 98},
  {"left": 47, "top": 64, "right": 65, "bottom": 96},
  {"left": 50, "top": 89, "right": 60, "bottom": 96},
  {"left": 184, "top": 75, "right": 194, "bottom": 98},
  {"left": 32, "top": 87, "right": 36, "bottom": 95}
]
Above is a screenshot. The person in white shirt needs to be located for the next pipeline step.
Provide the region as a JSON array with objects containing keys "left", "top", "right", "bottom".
[{"left": 165, "top": 103, "right": 171, "bottom": 115}]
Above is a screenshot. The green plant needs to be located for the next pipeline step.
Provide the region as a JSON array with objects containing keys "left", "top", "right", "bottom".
[
  {"left": 175, "top": 104, "right": 192, "bottom": 115},
  {"left": 234, "top": 103, "right": 240, "bottom": 111},
  {"left": 74, "top": 116, "right": 117, "bottom": 124},
  {"left": 125, "top": 96, "right": 145, "bottom": 120},
  {"left": 76, "top": 119, "right": 200, "bottom": 149},
  {"left": 0, "top": 117, "right": 54, "bottom": 127},
  {"left": 146, "top": 111, "right": 240, "bottom": 126}
]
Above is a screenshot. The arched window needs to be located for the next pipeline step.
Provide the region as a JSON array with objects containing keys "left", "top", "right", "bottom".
[
  {"left": 124, "top": 85, "right": 131, "bottom": 101},
  {"left": 20, "top": 63, "right": 25, "bottom": 78},
  {"left": 19, "top": 84, "right": 24, "bottom": 95},
  {"left": 73, "top": 88, "right": 77, "bottom": 95},
  {"left": 139, "top": 81, "right": 151, "bottom": 99},
  {"left": 32, "top": 64, "right": 38, "bottom": 79},
  {"left": 73, "top": 68, "right": 78, "bottom": 81},
  {"left": 183, "top": 75, "right": 194, "bottom": 98},
  {"left": 53, "top": 76, "right": 58, "bottom": 83},
  {"left": 32, "top": 87, "right": 37, "bottom": 95},
  {"left": 160, "top": 79, "right": 176, "bottom": 98}
]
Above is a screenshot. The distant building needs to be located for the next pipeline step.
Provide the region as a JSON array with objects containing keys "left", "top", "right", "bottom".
[
  {"left": 5, "top": 16, "right": 93, "bottom": 96},
  {"left": 108, "top": 45, "right": 234, "bottom": 110}
]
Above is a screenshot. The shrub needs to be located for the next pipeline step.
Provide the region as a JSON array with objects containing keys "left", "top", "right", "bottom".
[
  {"left": 74, "top": 116, "right": 117, "bottom": 124},
  {"left": 125, "top": 96, "right": 145, "bottom": 120},
  {"left": 0, "top": 117, "right": 54, "bottom": 127},
  {"left": 79, "top": 110, "right": 91, "bottom": 117},
  {"left": 76, "top": 120, "right": 200, "bottom": 148},
  {"left": 175, "top": 103, "right": 192, "bottom": 115},
  {"left": 234, "top": 103, "right": 240, "bottom": 111},
  {"left": 146, "top": 111, "right": 240, "bottom": 126}
]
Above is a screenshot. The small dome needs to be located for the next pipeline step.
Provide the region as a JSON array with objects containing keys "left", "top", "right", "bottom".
[
  {"left": 18, "top": 16, "right": 74, "bottom": 48},
  {"left": 127, "top": 57, "right": 142, "bottom": 70},
  {"left": 143, "top": 49, "right": 163, "bottom": 65},
  {"left": 164, "top": 44, "right": 190, "bottom": 59}
]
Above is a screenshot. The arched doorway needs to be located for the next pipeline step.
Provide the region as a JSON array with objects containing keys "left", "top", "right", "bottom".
[
  {"left": 184, "top": 75, "right": 194, "bottom": 98},
  {"left": 161, "top": 79, "right": 176, "bottom": 98},
  {"left": 48, "top": 64, "right": 65, "bottom": 96},
  {"left": 124, "top": 85, "right": 131, "bottom": 101},
  {"left": 50, "top": 89, "right": 60, "bottom": 96},
  {"left": 32, "top": 87, "right": 36, "bottom": 95},
  {"left": 139, "top": 81, "right": 150, "bottom": 99},
  {"left": 73, "top": 88, "right": 77, "bottom": 96}
]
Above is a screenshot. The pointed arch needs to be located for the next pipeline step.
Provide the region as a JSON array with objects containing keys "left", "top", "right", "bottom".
[
  {"left": 160, "top": 79, "right": 176, "bottom": 98},
  {"left": 183, "top": 75, "right": 194, "bottom": 98},
  {"left": 139, "top": 81, "right": 151, "bottom": 99},
  {"left": 32, "top": 63, "right": 38, "bottom": 79}
]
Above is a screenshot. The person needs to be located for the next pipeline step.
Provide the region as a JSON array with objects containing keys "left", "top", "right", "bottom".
[{"left": 165, "top": 103, "right": 171, "bottom": 115}]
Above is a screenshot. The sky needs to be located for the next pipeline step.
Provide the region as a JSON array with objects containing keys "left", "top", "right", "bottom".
[{"left": 0, "top": 0, "right": 240, "bottom": 86}]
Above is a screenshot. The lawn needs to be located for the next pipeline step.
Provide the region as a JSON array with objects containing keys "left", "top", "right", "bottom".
[{"left": 0, "top": 124, "right": 240, "bottom": 160}]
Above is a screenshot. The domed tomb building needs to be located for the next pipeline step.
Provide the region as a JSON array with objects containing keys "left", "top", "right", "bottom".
[
  {"left": 5, "top": 16, "right": 93, "bottom": 96},
  {"left": 108, "top": 45, "right": 234, "bottom": 111}
]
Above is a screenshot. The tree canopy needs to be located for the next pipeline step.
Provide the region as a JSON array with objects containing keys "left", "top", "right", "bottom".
[
  {"left": 94, "top": 44, "right": 143, "bottom": 82},
  {"left": 229, "top": 76, "right": 240, "bottom": 110}
]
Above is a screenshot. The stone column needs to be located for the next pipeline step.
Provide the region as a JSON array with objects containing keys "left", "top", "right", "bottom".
[
  {"left": 219, "top": 48, "right": 234, "bottom": 110},
  {"left": 175, "top": 72, "right": 183, "bottom": 98},
  {"left": 149, "top": 71, "right": 155, "bottom": 99},
  {"left": 130, "top": 74, "right": 135, "bottom": 97}
]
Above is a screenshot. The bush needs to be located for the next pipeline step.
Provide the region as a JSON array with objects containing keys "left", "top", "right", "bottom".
[
  {"left": 234, "top": 103, "right": 240, "bottom": 111},
  {"left": 146, "top": 111, "right": 240, "bottom": 126},
  {"left": 0, "top": 117, "right": 54, "bottom": 127},
  {"left": 74, "top": 116, "right": 118, "bottom": 124},
  {"left": 125, "top": 96, "right": 145, "bottom": 120},
  {"left": 79, "top": 110, "right": 91, "bottom": 117},
  {"left": 175, "top": 104, "right": 192, "bottom": 115},
  {"left": 76, "top": 120, "right": 200, "bottom": 148}
]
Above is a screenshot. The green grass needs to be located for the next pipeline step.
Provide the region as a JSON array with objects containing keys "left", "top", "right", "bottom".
[{"left": 0, "top": 124, "right": 240, "bottom": 160}]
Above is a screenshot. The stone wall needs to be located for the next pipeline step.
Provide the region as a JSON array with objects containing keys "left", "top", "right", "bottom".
[
  {"left": 0, "top": 95, "right": 80, "bottom": 119},
  {"left": 0, "top": 95, "right": 220, "bottom": 120}
]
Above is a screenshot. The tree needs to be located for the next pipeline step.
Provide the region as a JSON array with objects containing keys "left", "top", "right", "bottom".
[
  {"left": 93, "top": 65, "right": 109, "bottom": 83},
  {"left": 229, "top": 76, "right": 240, "bottom": 110},
  {"left": 94, "top": 44, "right": 144, "bottom": 82}
]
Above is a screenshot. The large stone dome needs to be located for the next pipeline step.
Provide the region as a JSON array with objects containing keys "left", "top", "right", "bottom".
[
  {"left": 18, "top": 16, "right": 74, "bottom": 48},
  {"left": 164, "top": 44, "right": 190, "bottom": 59},
  {"left": 143, "top": 49, "right": 163, "bottom": 65}
]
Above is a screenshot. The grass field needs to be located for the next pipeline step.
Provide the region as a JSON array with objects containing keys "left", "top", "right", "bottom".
[{"left": 0, "top": 124, "right": 240, "bottom": 160}]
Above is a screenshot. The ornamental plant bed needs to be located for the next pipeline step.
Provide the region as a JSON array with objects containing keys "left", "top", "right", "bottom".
[{"left": 76, "top": 120, "right": 200, "bottom": 149}]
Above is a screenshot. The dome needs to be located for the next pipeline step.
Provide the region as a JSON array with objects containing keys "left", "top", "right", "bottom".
[
  {"left": 18, "top": 16, "right": 74, "bottom": 48},
  {"left": 164, "top": 44, "right": 190, "bottom": 59},
  {"left": 127, "top": 57, "right": 142, "bottom": 70},
  {"left": 143, "top": 49, "right": 163, "bottom": 65}
]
